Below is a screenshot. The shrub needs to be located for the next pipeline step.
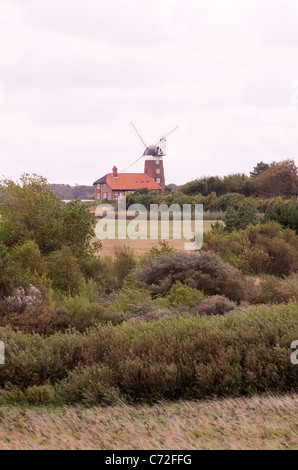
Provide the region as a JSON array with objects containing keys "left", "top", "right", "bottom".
[
  {"left": 0, "top": 303, "right": 297, "bottom": 403},
  {"left": 224, "top": 200, "right": 258, "bottom": 232},
  {"left": 137, "top": 251, "right": 248, "bottom": 302},
  {"left": 57, "top": 364, "right": 120, "bottom": 406},
  {"left": 46, "top": 247, "right": 85, "bottom": 297},
  {"left": 10, "top": 241, "right": 46, "bottom": 277},
  {"left": 60, "top": 296, "right": 121, "bottom": 331},
  {"left": 203, "top": 222, "right": 298, "bottom": 277},
  {"left": 255, "top": 274, "right": 298, "bottom": 304},
  {"left": 112, "top": 287, "right": 153, "bottom": 314},
  {"left": 190, "top": 295, "right": 236, "bottom": 316},
  {"left": 160, "top": 281, "right": 205, "bottom": 309},
  {"left": 264, "top": 201, "right": 298, "bottom": 234},
  {"left": 5, "top": 285, "right": 42, "bottom": 314},
  {"left": 112, "top": 246, "right": 137, "bottom": 288}
]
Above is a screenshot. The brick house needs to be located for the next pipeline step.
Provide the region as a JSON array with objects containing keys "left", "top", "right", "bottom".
[{"left": 93, "top": 145, "right": 166, "bottom": 200}]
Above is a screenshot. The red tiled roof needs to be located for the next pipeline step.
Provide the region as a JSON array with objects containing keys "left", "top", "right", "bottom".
[{"left": 105, "top": 173, "right": 161, "bottom": 191}]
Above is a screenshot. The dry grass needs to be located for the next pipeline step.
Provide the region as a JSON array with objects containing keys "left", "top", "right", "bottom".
[
  {"left": 97, "top": 220, "right": 221, "bottom": 257},
  {"left": 0, "top": 394, "right": 297, "bottom": 450}
]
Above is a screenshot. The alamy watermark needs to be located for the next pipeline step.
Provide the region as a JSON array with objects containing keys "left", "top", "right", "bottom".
[
  {"left": 0, "top": 341, "right": 4, "bottom": 365},
  {"left": 95, "top": 197, "right": 203, "bottom": 250},
  {"left": 291, "top": 340, "right": 298, "bottom": 365},
  {"left": 0, "top": 81, "right": 5, "bottom": 104}
]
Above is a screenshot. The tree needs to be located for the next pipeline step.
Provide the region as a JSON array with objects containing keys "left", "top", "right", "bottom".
[
  {"left": 0, "top": 174, "right": 98, "bottom": 258},
  {"left": 225, "top": 201, "right": 258, "bottom": 232},
  {"left": 47, "top": 247, "right": 84, "bottom": 297},
  {"left": 264, "top": 202, "right": 298, "bottom": 234},
  {"left": 255, "top": 160, "right": 298, "bottom": 197},
  {"left": 250, "top": 161, "right": 270, "bottom": 178}
]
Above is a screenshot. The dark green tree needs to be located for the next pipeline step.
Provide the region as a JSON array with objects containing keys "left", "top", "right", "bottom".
[
  {"left": 250, "top": 161, "right": 270, "bottom": 178},
  {"left": 225, "top": 201, "right": 258, "bottom": 232}
]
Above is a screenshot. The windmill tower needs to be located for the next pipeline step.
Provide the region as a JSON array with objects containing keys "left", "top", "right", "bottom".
[{"left": 125, "top": 123, "right": 178, "bottom": 190}]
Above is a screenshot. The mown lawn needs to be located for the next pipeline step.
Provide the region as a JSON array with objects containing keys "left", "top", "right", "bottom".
[{"left": 0, "top": 394, "right": 297, "bottom": 450}]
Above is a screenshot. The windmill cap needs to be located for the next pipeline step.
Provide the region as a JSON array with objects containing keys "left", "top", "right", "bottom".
[{"left": 143, "top": 145, "right": 164, "bottom": 157}]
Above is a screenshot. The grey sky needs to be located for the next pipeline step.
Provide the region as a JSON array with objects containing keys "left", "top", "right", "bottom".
[{"left": 0, "top": 0, "right": 298, "bottom": 185}]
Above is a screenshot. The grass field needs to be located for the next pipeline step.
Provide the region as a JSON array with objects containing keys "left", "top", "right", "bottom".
[
  {"left": 0, "top": 394, "right": 297, "bottom": 450},
  {"left": 97, "top": 219, "right": 221, "bottom": 257}
]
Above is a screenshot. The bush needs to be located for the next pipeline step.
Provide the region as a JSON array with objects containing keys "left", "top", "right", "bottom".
[
  {"left": 10, "top": 241, "right": 46, "bottom": 277},
  {"left": 46, "top": 247, "right": 85, "bottom": 297},
  {"left": 203, "top": 222, "right": 298, "bottom": 277},
  {"left": 264, "top": 201, "right": 298, "bottom": 234},
  {"left": 57, "top": 364, "right": 120, "bottom": 406},
  {"left": 224, "top": 200, "right": 258, "bottom": 232},
  {"left": 5, "top": 285, "right": 42, "bottom": 314},
  {"left": 137, "top": 251, "right": 248, "bottom": 302},
  {"left": 255, "top": 274, "right": 298, "bottom": 304},
  {"left": 0, "top": 303, "right": 297, "bottom": 403},
  {"left": 112, "top": 246, "right": 137, "bottom": 288},
  {"left": 190, "top": 295, "right": 236, "bottom": 316},
  {"left": 159, "top": 281, "right": 205, "bottom": 309}
]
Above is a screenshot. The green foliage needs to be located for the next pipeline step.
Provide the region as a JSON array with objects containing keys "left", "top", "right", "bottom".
[
  {"left": 147, "top": 240, "right": 176, "bottom": 259},
  {"left": 137, "top": 251, "right": 248, "bottom": 302},
  {"left": 112, "top": 246, "right": 137, "bottom": 288},
  {"left": 160, "top": 281, "right": 205, "bottom": 309},
  {"left": 0, "top": 174, "right": 97, "bottom": 258},
  {"left": 204, "top": 222, "right": 298, "bottom": 276},
  {"left": 0, "top": 303, "right": 297, "bottom": 404},
  {"left": 264, "top": 201, "right": 298, "bottom": 234},
  {"left": 224, "top": 200, "right": 258, "bottom": 232},
  {"left": 217, "top": 193, "right": 246, "bottom": 211},
  {"left": 46, "top": 247, "right": 84, "bottom": 297},
  {"left": 250, "top": 161, "right": 270, "bottom": 178},
  {"left": 112, "top": 286, "right": 152, "bottom": 314},
  {"left": 56, "top": 296, "right": 121, "bottom": 331},
  {"left": 10, "top": 241, "right": 46, "bottom": 277}
]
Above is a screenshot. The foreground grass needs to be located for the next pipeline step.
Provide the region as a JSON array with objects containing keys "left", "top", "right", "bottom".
[{"left": 0, "top": 394, "right": 297, "bottom": 450}]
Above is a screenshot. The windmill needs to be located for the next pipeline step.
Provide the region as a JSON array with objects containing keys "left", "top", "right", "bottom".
[{"left": 122, "top": 122, "right": 178, "bottom": 189}]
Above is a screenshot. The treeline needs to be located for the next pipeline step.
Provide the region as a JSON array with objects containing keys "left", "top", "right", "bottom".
[
  {"left": 51, "top": 184, "right": 94, "bottom": 199},
  {"left": 178, "top": 159, "right": 297, "bottom": 198}
]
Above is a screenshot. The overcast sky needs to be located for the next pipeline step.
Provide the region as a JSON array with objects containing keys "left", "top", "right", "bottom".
[{"left": 1, "top": 0, "right": 298, "bottom": 185}]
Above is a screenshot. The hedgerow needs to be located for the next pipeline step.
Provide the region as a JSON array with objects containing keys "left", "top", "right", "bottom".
[{"left": 0, "top": 303, "right": 297, "bottom": 405}]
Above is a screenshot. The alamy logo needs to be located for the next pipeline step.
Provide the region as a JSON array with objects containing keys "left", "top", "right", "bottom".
[
  {"left": 95, "top": 197, "right": 203, "bottom": 250},
  {"left": 291, "top": 340, "right": 298, "bottom": 365},
  {"left": 0, "top": 341, "right": 4, "bottom": 365}
]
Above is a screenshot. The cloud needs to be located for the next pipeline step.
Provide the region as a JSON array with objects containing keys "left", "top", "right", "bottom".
[{"left": 0, "top": 0, "right": 297, "bottom": 185}]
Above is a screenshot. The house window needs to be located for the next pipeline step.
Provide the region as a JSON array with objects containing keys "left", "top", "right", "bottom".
[
  {"left": 97, "top": 184, "right": 100, "bottom": 189},
  {"left": 97, "top": 193, "right": 101, "bottom": 200},
  {"left": 156, "top": 169, "right": 160, "bottom": 175},
  {"left": 156, "top": 160, "right": 160, "bottom": 165},
  {"left": 156, "top": 178, "right": 161, "bottom": 184}
]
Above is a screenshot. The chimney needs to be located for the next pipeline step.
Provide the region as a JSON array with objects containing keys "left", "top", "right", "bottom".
[{"left": 112, "top": 166, "right": 118, "bottom": 177}]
